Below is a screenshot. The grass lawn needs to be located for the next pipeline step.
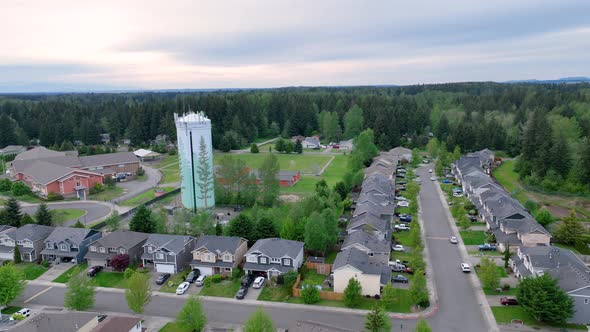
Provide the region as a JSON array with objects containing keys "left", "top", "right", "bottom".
[
  {"left": 492, "top": 160, "right": 520, "bottom": 195},
  {"left": 280, "top": 176, "right": 321, "bottom": 195},
  {"left": 213, "top": 153, "right": 331, "bottom": 174},
  {"left": 0, "top": 191, "right": 43, "bottom": 204},
  {"left": 484, "top": 286, "right": 519, "bottom": 296},
  {"left": 159, "top": 323, "right": 190, "bottom": 332},
  {"left": 279, "top": 155, "right": 349, "bottom": 195},
  {"left": 155, "top": 155, "right": 180, "bottom": 169},
  {"left": 51, "top": 209, "right": 86, "bottom": 224},
  {"left": 160, "top": 168, "right": 180, "bottom": 184},
  {"left": 159, "top": 271, "right": 189, "bottom": 293},
  {"left": 392, "top": 231, "right": 413, "bottom": 247},
  {"left": 391, "top": 250, "right": 412, "bottom": 262},
  {"left": 325, "top": 251, "right": 337, "bottom": 264},
  {"left": 302, "top": 270, "right": 326, "bottom": 286},
  {"left": 475, "top": 265, "right": 508, "bottom": 278},
  {"left": 468, "top": 250, "right": 503, "bottom": 257},
  {"left": 1, "top": 306, "right": 22, "bottom": 315},
  {"left": 88, "top": 186, "right": 124, "bottom": 201},
  {"left": 120, "top": 187, "right": 175, "bottom": 206},
  {"left": 491, "top": 306, "right": 586, "bottom": 330},
  {"left": 199, "top": 279, "right": 242, "bottom": 297},
  {"left": 16, "top": 263, "right": 48, "bottom": 280},
  {"left": 459, "top": 230, "right": 488, "bottom": 245},
  {"left": 92, "top": 271, "right": 127, "bottom": 288},
  {"left": 53, "top": 262, "right": 88, "bottom": 283},
  {"left": 321, "top": 155, "right": 349, "bottom": 186}
]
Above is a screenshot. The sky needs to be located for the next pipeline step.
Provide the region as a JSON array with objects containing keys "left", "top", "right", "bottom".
[{"left": 1, "top": 0, "right": 589, "bottom": 92}]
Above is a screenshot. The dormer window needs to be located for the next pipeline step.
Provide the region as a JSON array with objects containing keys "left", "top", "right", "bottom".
[
  {"left": 270, "top": 257, "right": 280, "bottom": 264},
  {"left": 60, "top": 244, "right": 68, "bottom": 251},
  {"left": 99, "top": 247, "right": 106, "bottom": 253},
  {"left": 147, "top": 246, "right": 153, "bottom": 253},
  {"left": 46, "top": 243, "right": 53, "bottom": 249},
  {"left": 260, "top": 257, "right": 268, "bottom": 264},
  {"left": 90, "top": 246, "right": 96, "bottom": 252},
  {"left": 119, "top": 248, "right": 126, "bottom": 254}
]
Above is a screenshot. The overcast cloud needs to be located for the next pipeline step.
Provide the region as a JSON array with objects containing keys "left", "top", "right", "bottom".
[{"left": 0, "top": 0, "right": 589, "bottom": 92}]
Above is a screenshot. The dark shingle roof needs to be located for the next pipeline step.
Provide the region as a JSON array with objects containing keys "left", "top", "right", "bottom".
[
  {"left": 7, "top": 224, "right": 54, "bottom": 242},
  {"left": 89, "top": 231, "right": 148, "bottom": 249},
  {"left": 79, "top": 152, "right": 139, "bottom": 168},
  {"left": 21, "top": 161, "right": 76, "bottom": 184},
  {"left": 246, "top": 238, "right": 303, "bottom": 258},
  {"left": 144, "top": 234, "right": 195, "bottom": 254},
  {"left": 194, "top": 235, "right": 244, "bottom": 254},
  {"left": 342, "top": 230, "right": 390, "bottom": 254},
  {"left": 347, "top": 213, "right": 389, "bottom": 233},
  {"left": 333, "top": 248, "right": 383, "bottom": 275},
  {"left": 91, "top": 315, "right": 142, "bottom": 332},
  {"left": 44, "top": 227, "right": 99, "bottom": 246},
  {"left": 15, "top": 147, "right": 67, "bottom": 160}
]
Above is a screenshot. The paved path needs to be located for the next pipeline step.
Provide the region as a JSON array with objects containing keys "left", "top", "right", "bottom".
[
  {"left": 230, "top": 137, "right": 279, "bottom": 154},
  {"left": 417, "top": 165, "right": 498, "bottom": 332},
  {"left": 112, "top": 165, "right": 162, "bottom": 204},
  {"left": 302, "top": 155, "right": 335, "bottom": 176},
  {"left": 20, "top": 201, "right": 113, "bottom": 226}
]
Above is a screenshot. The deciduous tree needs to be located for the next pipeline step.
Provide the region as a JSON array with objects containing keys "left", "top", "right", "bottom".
[
  {"left": 479, "top": 257, "right": 500, "bottom": 290},
  {"left": 259, "top": 154, "right": 279, "bottom": 206},
  {"left": 409, "top": 270, "right": 429, "bottom": 307},
  {"left": 125, "top": 271, "right": 151, "bottom": 314},
  {"left": 0, "top": 264, "right": 25, "bottom": 316},
  {"left": 243, "top": 307, "right": 275, "bottom": 332},
  {"left": 517, "top": 274, "right": 573, "bottom": 324},
  {"left": 64, "top": 274, "right": 95, "bottom": 311},
  {"left": 176, "top": 295, "right": 207, "bottom": 332}
]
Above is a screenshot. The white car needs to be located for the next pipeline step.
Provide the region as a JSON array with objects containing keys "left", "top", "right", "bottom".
[
  {"left": 450, "top": 236, "right": 458, "bottom": 244},
  {"left": 176, "top": 282, "right": 190, "bottom": 295},
  {"left": 460, "top": 263, "right": 471, "bottom": 273},
  {"left": 428, "top": 169, "right": 433, "bottom": 173},
  {"left": 415, "top": 177, "right": 421, "bottom": 182},
  {"left": 252, "top": 276, "right": 265, "bottom": 289},
  {"left": 395, "top": 196, "right": 408, "bottom": 201},
  {"left": 9, "top": 308, "right": 31, "bottom": 320},
  {"left": 430, "top": 176, "right": 436, "bottom": 181},
  {"left": 394, "top": 224, "right": 411, "bottom": 231},
  {"left": 392, "top": 245, "right": 405, "bottom": 252},
  {"left": 396, "top": 201, "right": 410, "bottom": 207}
]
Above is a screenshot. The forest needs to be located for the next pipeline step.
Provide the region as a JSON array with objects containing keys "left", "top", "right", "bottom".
[{"left": 0, "top": 82, "right": 589, "bottom": 193}]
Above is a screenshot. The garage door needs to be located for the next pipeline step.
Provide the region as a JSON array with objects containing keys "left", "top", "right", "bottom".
[
  {"left": 155, "top": 264, "right": 175, "bottom": 274},
  {"left": 0, "top": 252, "right": 12, "bottom": 260},
  {"left": 195, "top": 266, "right": 213, "bottom": 276}
]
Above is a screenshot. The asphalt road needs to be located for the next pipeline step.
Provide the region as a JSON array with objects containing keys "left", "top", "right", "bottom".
[
  {"left": 416, "top": 166, "right": 490, "bottom": 331},
  {"left": 21, "top": 202, "right": 112, "bottom": 226},
  {"left": 112, "top": 165, "right": 162, "bottom": 204}
]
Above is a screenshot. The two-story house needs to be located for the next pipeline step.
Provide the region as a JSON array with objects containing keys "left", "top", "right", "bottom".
[
  {"left": 84, "top": 231, "right": 148, "bottom": 269},
  {"left": 190, "top": 235, "right": 248, "bottom": 276},
  {"left": 346, "top": 213, "right": 390, "bottom": 241},
  {"left": 40, "top": 227, "right": 102, "bottom": 264},
  {"left": 243, "top": 238, "right": 304, "bottom": 277},
  {"left": 333, "top": 247, "right": 391, "bottom": 296},
  {"left": 0, "top": 224, "right": 54, "bottom": 262},
  {"left": 141, "top": 234, "right": 196, "bottom": 274},
  {"left": 341, "top": 230, "right": 390, "bottom": 264}
]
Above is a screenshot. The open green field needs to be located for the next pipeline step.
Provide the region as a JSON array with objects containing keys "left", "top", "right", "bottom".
[
  {"left": 280, "top": 155, "right": 349, "bottom": 195},
  {"left": 214, "top": 152, "right": 332, "bottom": 174},
  {"left": 491, "top": 306, "right": 586, "bottom": 330},
  {"left": 51, "top": 209, "right": 86, "bottom": 224},
  {"left": 120, "top": 187, "right": 175, "bottom": 206},
  {"left": 0, "top": 191, "right": 43, "bottom": 204}
]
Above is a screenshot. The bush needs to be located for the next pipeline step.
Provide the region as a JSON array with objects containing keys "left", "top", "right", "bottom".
[
  {"left": 575, "top": 240, "right": 590, "bottom": 255},
  {"left": 0, "top": 179, "right": 11, "bottom": 192},
  {"left": 211, "top": 274, "right": 222, "bottom": 283},
  {"left": 231, "top": 268, "right": 243, "bottom": 280},
  {"left": 47, "top": 192, "right": 64, "bottom": 201},
  {"left": 301, "top": 283, "right": 320, "bottom": 304},
  {"left": 137, "top": 168, "right": 145, "bottom": 176},
  {"left": 110, "top": 254, "right": 130, "bottom": 272},
  {"left": 41, "top": 260, "right": 50, "bottom": 268},
  {"left": 502, "top": 284, "right": 511, "bottom": 291},
  {"left": 167, "top": 148, "right": 177, "bottom": 156},
  {"left": 124, "top": 268, "right": 135, "bottom": 279},
  {"left": 11, "top": 182, "right": 31, "bottom": 196},
  {"left": 203, "top": 277, "right": 212, "bottom": 287},
  {"left": 2, "top": 260, "right": 12, "bottom": 266},
  {"left": 11, "top": 314, "right": 26, "bottom": 321},
  {"left": 524, "top": 200, "right": 539, "bottom": 213}
]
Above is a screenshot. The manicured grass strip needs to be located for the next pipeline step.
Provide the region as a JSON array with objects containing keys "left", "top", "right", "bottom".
[
  {"left": 1, "top": 306, "right": 22, "bottom": 315},
  {"left": 16, "top": 263, "right": 48, "bottom": 280},
  {"left": 468, "top": 250, "right": 503, "bottom": 256},
  {"left": 160, "top": 168, "right": 180, "bottom": 183},
  {"left": 392, "top": 231, "right": 413, "bottom": 247},
  {"left": 53, "top": 262, "right": 88, "bottom": 283},
  {"left": 474, "top": 265, "right": 508, "bottom": 278},
  {"left": 159, "top": 322, "right": 190, "bottom": 332},
  {"left": 199, "top": 279, "right": 242, "bottom": 298},
  {"left": 459, "top": 230, "right": 488, "bottom": 245},
  {"left": 491, "top": 306, "right": 586, "bottom": 330},
  {"left": 120, "top": 187, "right": 175, "bottom": 206},
  {"left": 0, "top": 191, "right": 43, "bottom": 204},
  {"left": 92, "top": 271, "right": 127, "bottom": 288},
  {"left": 88, "top": 186, "right": 124, "bottom": 201},
  {"left": 51, "top": 209, "right": 86, "bottom": 224}
]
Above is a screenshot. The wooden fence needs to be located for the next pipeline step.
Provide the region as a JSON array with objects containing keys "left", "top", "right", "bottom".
[
  {"left": 291, "top": 270, "right": 343, "bottom": 301},
  {"left": 305, "top": 261, "right": 333, "bottom": 275}
]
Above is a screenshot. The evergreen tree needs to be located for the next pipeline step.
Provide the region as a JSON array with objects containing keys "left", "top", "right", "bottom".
[
  {"left": 20, "top": 214, "right": 35, "bottom": 225},
  {"left": 553, "top": 210, "right": 586, "bottom": 245},
  {"left": 294, "top": 139, "right": 303, "bottom": 154},
  {"left": 13, "top": 244, "right": 22, "bottom": 264},
  {"left": 0, "top": 114, "right": 17, "bottom": 148},
  {"left": 129, "top": 205, "right": 155, "bottom": 233},
  {"left": 196, "top": 136, "right": 214, "bottom": 211},
  {"left": 259, "top": 154, "right": 279, "bottom": 206},
  {"left": 250, "top": 143, "right": 259, "bottom": 153},
  {"left": 343, "top": 278, "right": 362, "bottom": 308},
  {"left": 34, "top": 203, "right": 53, "bottom": 226},
  {"left": 3, "top": 198, "right": 21, "bottom": 227},
  {"left": 72, "top": 220, "right": 85, "bottom": 228},
  {"left": 503, "top": 243, "right": 511, "bottom": 268},
  {"left": 215, "top": 222, "right": 223, "bottom": 236},
  {"left": 364, "top": 305, "right": 391, "bottom": 332},
  {"left": 226, "top": 214, "right": 255, "bottom": 245},
  {"left": 254, "top": 217, "right": 277, "bottom": 241}
]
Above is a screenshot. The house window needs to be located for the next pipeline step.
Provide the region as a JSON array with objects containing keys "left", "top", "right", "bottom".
[
  {"left": 99, "top": 247, "right": 106, "bottom": 253},
  {"left": 223, "top": 254, "right": 231, "bottom": 262},
  {"left": 194, "top": 252, "right": 201, "bottom": 258},
  {"left": 585, "top": 299, "right": 589, "bottom": 305},
  {"left": 246, "top": 255, "right": 258, "bottom": 263},
  {"left": 119, "top": 248, "right": 126, "bottom": 254},
  {"left": 76, "top": 181, "right": 81, "bottom": 187},
  {"left": 156, "top": 253, "right": 164, "bottom": 259},
  {"left": 46, "top": 243, "right": 53, "bottom": 249},
  {"left": 118, "top": 164, "right": 125, "bottom": 168},
  {"left": 224, "top": 268, "right": 232, "bottom": 272},
  {"left": 260, "top": 257, "right": 268, "bottom": 264},
  {"left": 90, "top": 246, "right": 96, "bottom": 252},
  {"left": 283, "top": 258, "right": 292, "bottom": 266},
  {"left": 270, "top": 258, "right": 280, "bottom": 264},
  {"left": 147, "top": 246, "right": 153, "bottom": 253},
  {"left": 60, "top": 244, "right": 68, "bottom": 251}
]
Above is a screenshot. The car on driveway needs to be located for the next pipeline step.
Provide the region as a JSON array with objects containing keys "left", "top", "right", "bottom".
[
  {"left": 428, "top": 169, "right": 433, "bottom": 173},
  {"left": 478, "top": 243, "right": 497, "bottom": 251},
  {"left": 236, "top": 287, "right": 248, "bottom": 299},
  {"left": 394, "top": 224, "right": 410, "bottom": 232},
  {"left": 500, "top": 297, "right": 518, "bottom": 305},
  {"left": 392, "top": 244, "right": 405, "bottom": 252},
  {"left": 241, "top": 274, "right": 255, "bottom": 287},
  {"left": 441, "top": 179, "right": 453, "bottom": 184},
  {"left": 460, "top": 263, "right": 471, "bottom": 273},
  {"left": 450, "top": 236, "right": 458, "bottom": 244},
  {"left": 398, "top": 214, "right": 412, "bottom": 222},
  {"left": 185, "top": 269, "right": 201, "bottom": 283},
  {"left": 155, "top": 273, "right": 171, "bottom": 285},
  {"left": 396, "top": 201, "right": 410, "bottom": 207},
  {"left": 176, "top": 282, "right": 190, "bottom": 295},
  {"left": 10, "top": 308, "right": 31, "bottom": 320},
  {"left": 392, "top": 275, "right": 409, "bottom": 283},
  {"left": 195, "top": 275, "right": 207, "bottom": 287},
  {"left": 87, "top": 266, "right": 103, "bottom": 277},
  {"left": 395, "top": 196, "right": 409, "bottom": 201},
  {"left": 252, "top": 276, "right": 265, "bottom": 289}
]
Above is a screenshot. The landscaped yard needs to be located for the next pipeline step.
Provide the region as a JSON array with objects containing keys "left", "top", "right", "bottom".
[
  {"left": 0, "top": 191, "right": 43, "bottom": 204},
  {"left": 159, "top": 271, "right": 189, "bottom": 293},
  {"left": 475, "top": 265, "right": 508, "bottom": 278},
  {"left": 16, "top": 263, "right": 48, "bottom": 280},
  {"left": 92, "top": 271, "right": 127, "bottom": 288},
  {"left": 51, "top": 209, "right": 86, "bottom": 224},
  {"left": 199, "top": 279, "right": 242, "bottom": 298},
  {"left": 392, "top": 230, "right": 412, "bottom": 246},
  {"left": 491, "top": 306, "right": 586, "bottom": 330},
  {"left": 88, "top": 186, "right": 124, "bottom": 201},
  {"left": 120, "top": 187, "right": 175, "bottom": 206},
  {"left": 484, "top": 286, "right": 519, "bottom": 296},
  {"left": 459, "top": 230, "right": 489, "bottom": 245},
  {"left": 159, "top": 323, "right": 190, "bottom": 332},
  {"left": 53, "top": 262, "right": 88, "bottom": 283}
]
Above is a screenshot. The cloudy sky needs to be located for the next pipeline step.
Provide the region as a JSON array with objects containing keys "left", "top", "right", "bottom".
[{"left": 1, "top": 0, "right": 589, "bottom": 92}]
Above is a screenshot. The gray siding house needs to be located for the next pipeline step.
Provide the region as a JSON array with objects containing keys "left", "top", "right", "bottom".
[
  {"left": 141, "top": 234, "right": 196, "bottom": 274},
  {"left": 84, "top": 231, "right": 148, "bottom": 269},
  {"left": 41, "top": 227, "right": 102, "bottom": 264},
  {"left": 243, "top": 238, "right": 304, "bottom": 277},
  {"left": 190, "top": 235, "right": 248, "bottom": 276},
  {"left": 0, "top": 224, "right": 54, "bottom": 262}
]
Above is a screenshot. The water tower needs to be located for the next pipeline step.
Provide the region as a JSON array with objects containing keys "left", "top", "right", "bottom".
[{"left": 174, "top": 112, "right": 215, "bottom": 212}]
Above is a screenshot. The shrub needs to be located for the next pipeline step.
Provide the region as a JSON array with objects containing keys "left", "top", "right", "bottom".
[
  {"left": 11, "top": 314, "right": 26, "bottom": 321},
  {"left": 137, "top": 168, "right": 145, "bottom": 176},
  {"left": 204, "top": 277, "right": 212, "bottom": 287},
  {"left": 124, "top": 267, "right": 135, "bottom": 279},
  {"left": 524, "top": 200, "right": 539, "bottom": 213},
  {"left": 110, "top": 254, "right": 130, "bottom": 272},
  {"left": 231, "top": 268, "right": 243, "bottom": 280},
  {"left": 167, "top": 148, "right": 177, "bottom": 156},
  {"left": 374, "top": 294, "right": 380, "bottom": 300},
  {"left": 2, "top": 260, "right": 12, "bottom": 266},
  {"left": 11, "top": 182, "right": 31, "bottom": 196},
  {"left": 575, "top": 240, "right": 590, "bottom": 255},
  {"left": 301, "top": 283, "right": 320, "bottom": 304},
  {"left": 47, "top": 192, "right": 64, "bottom": 201},
  {"left": 502, "top": 284, "right": 511, "bottom": 291},
  {"left": 211, "top": 275, "right": 222, "bottom": 283},
  {"left": 0, "top": 179, "right": 12, "bottom": 192},
  {"left": 41, "top": 260, "right": 50, "bottom": 268}
]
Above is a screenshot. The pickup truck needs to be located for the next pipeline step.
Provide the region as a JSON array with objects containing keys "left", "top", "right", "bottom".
[
  {"left": 478, "top": 243, "right": 497, "bottom": 251},
  {"left": 394, "top": 224, "right": 410, "bottom": 231}
]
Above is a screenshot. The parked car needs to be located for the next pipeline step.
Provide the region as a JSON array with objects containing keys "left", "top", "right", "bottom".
[
  {"left": 394, "top": 224, "right": 410, "bottom": 232},
  {"left": 9, "top": 308, "right": 31, "bottom": 320},
  {"left": 236, "top": 287, "right": 248, "bottom": 299},
  {"left": 395, "top": 196, "right": 408, "bottom": 201},
  {"left": 392, "top": 275, "right": 409, "bottom": 283},
  {"left": 396, "top": 201, "right": 410, "bottom": 207},
  {"left": 415, "top": 177, "right": 421, "bottom": 183},
  {"left": 403, "top": 267, "right": 414, "bottom": 274},
  {"left": 441, "top": 179, "right": 453, "bottom": 184},
  {"left": 468, "top": 215, "right": 478, "bottom": 222},
  {"left": 185, "top": 269, "right": 201, "bottom": 283},
  {"left": 395, "top": 174, "right": 406, "bottom": 179},
  {"left": 453, "top": 192, "right": 463, "bottom": 197},
  {"left": 176, "top": 282, "right": 190, "bottom": 295},
  {"left": 392, "top": 244, "right": 405, "bottom": 252},
  {"left": 430, "top": 176, "right": 436, "bottom": 181},
  {"left": 460, "top": 263, "right": 471, "bottom": 273},
  {"left": 428, "top": 169, "right": 433, "bottom": 173},
  {"left": 398, "top": 214, "right": 412, "bottom": 222},
  {"left": 87, "top": 266, "right": 103, "bottom": 278},
  {"left": 500, "top": 297, "right": 518, "bottom": 306},
  {"left": 195, "top": 275, "right": 207, "bottom": 287},
  {"left": 450, "top": 236, "right": 458, "bottom": 244},
  {"left": 252, "top": 276, "right": 265, "bottom": 289},
  {"left": 397, "top": 181, "right": 407, "bottom": 185},
  {"left": 155, "top": 273, "right": 171, "bottom": 285},
  {"left": 241, "top": 274, "right": 255, "bottom": 287},
  {"left": 478, "top": 243, "right": 497, "bottom": 251}
]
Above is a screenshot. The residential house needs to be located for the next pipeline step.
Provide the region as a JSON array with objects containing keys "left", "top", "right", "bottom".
[
  {"left": 511, "top": 246, "right": 590, "bottom": 324},
  {"left": 388, "top": 146, "right": 412, "bottom": 161},
  {"left": 134, "top": 148, "right": 162, "bottom": 162},
  {"left": 352, "top": 203, "right": 394, "bottom": 220},
  {"left": 84, "top": 231, "right": 149, "bottom": 269},
  {"left": 341, "top": 230, "right": 390, "bottom": 264},
  {"left": 333, "top": 247, "right": 390, "bottom": 296},
  {"left": 41, "top": 227, "right": 102, "bottom": 264},
  {"left": 141, "top": 234, "right": 196, "bottom": 273},
  {"left": 243, "top": 238, "right": 304, "bottom": 277},
  {"left": 302, "top": 137, "right": 321, "bottom": 149},
  {"left": 0, "top": 145, "right": 26, "bottom": 156},
  {"left": 347, "top": 213, "right": 391, "bottom": 241},
  {"left": 0, "top": 224, "right": 54, "bottom": 262},
  {"left": 14, "top": 146, "right": 77, "bottom": 161},
  {"left": 7, "top": 311, "right": 98, "bottom": 332},
  {"left": 190, "top": 235, "right": 248, "bottom": 276},
  {"left": 99, "top": 133, "right": 111, "bottom": 144},
  {"left": 337, "top": 139, "right": 354, "bottom": 151}
]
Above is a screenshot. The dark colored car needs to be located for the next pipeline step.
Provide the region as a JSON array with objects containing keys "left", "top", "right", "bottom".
[
  {"left": 155, "top": 273, "right": 171, "bottom": 285},
  {"left": 403, "top": 267, "right": 414, "bottom": 274},
  {"left": 185, "top": 269, "right": 201, "bottom": 283},
  {"left": 397, "top": 181, "right": 407, "bottom": 185},
  {"left": 478, "top": 243, "right": 497, "bottom": 251},
  {"left": 500, "top": 297, "right": 518, "bottom": 306},
  {"left": 87, "top": 266, "right": 103, "bottom": 277},
  {"left": 392, "top": 275, "right": 409, "bottom": 283},
  {"left": 236, "top": 287, "right": 248, "bottom": 299},
  {"left": 399, "top": 215, "right": 412, "bottom": 223},
  {"left": 395, "top": 174, "right": 406, "bottom": 179},
  {"left": 241, "top": 274, "right": 255, "bottom": 287}
]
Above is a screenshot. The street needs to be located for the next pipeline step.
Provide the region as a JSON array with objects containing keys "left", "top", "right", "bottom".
[{"left": 21, "top": 202, "right": 112, "bottom": 226}]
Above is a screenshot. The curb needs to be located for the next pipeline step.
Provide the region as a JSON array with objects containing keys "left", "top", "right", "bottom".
[{"left": 433, "top": 179, "right": 500, "bottom": 332}]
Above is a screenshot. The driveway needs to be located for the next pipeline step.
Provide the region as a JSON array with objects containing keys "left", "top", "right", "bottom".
[
  {"left": 21, "top": 201, "right": 112, "bottom": 226},
  {"left": 416, "top": 165, "right": 495, "bottom": 332},
  {"left": 112, "top": 165, "right": 162, "bottom": 204},
  {"left": 36, "top": 262, "right": 73, "bottom": 282},
  {"left": 244, "top": 284, "right": 263, "bottom": 300}
]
